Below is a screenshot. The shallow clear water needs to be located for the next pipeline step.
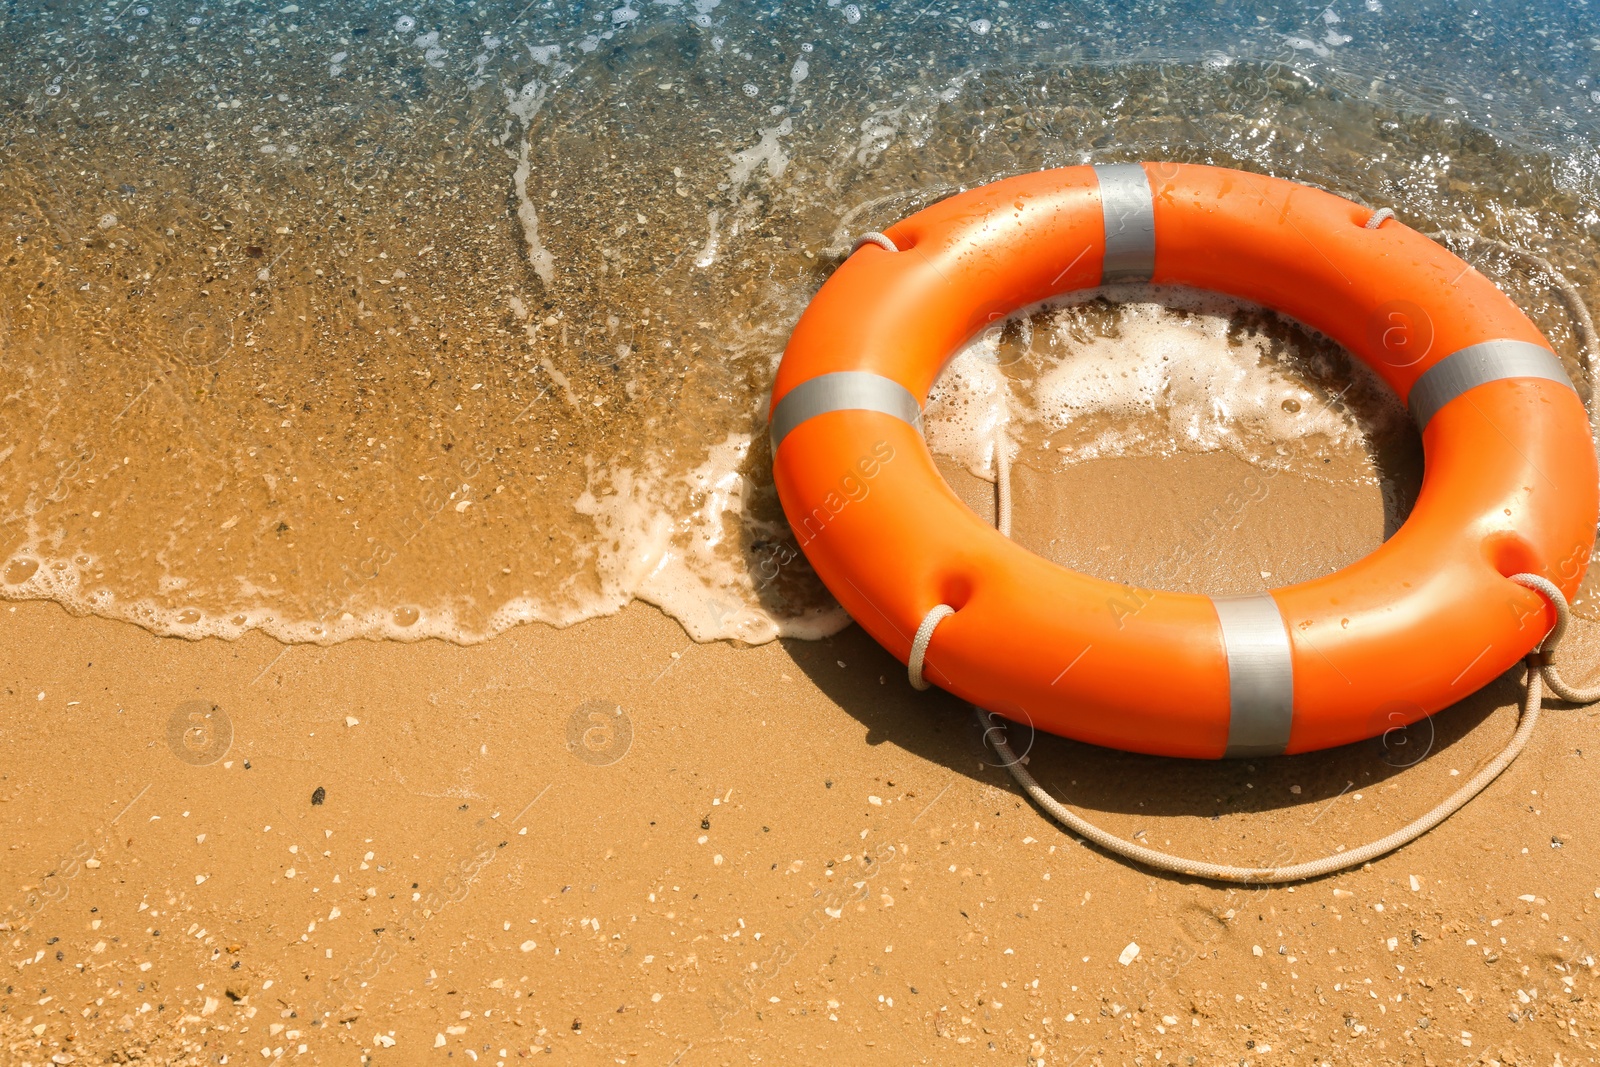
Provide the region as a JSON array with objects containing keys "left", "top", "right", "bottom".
[{"left": 2, "top": 0, "right": 1597, "bottom": 644}]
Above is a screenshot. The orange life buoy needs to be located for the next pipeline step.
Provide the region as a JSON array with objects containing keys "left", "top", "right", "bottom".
[{"left": 769, "top": 163, "right": 1598, "bottom": 759}]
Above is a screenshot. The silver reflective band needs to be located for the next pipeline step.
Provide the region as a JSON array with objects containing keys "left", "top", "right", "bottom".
[
  {"left": 1094, "top": 163, "right": 1156, "bottom": 285},
  {"left": 1211, "top": 593, "right": 1295, "bottom": 758},
  {"left": 1408, "top": 339, "right": 1575, "bottom": 430},
  {"left": 769, "top": 371, "right": 923, "bottom": 450}
]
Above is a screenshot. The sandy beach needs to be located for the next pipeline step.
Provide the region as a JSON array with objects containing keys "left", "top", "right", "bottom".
[{"left": 3, "top": 457, "right": 1597, "bottom": 1065}]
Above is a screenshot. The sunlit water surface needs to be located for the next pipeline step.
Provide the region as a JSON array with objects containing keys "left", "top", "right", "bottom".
[{"left": 2, "top": 0, "right": 1597, "bottom": 643}]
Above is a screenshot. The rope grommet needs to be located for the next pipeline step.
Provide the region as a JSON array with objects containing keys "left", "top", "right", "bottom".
[
  {"left": 1509, "top": 572, "right": 1600, "bottom": 704},
  {"left": 908, "top": 604, "right": 955, "bottom": 690},
  {"left": 852, "top": 231, "right": 899, "bottom": 254}
]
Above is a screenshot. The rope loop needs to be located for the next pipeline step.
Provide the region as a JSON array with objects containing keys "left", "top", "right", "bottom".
[
  {"left": 1509, "top": 573, "right": 1600, "bottom": 704},
  {"left": 907, "top": 604, "right": 954, "bottom": 690},
  {"left": 852, "top": 231, "right": 899, "bottom": 254},
  {"left": 1364, "top": 207, "right": 1396, "bottom": 229}
]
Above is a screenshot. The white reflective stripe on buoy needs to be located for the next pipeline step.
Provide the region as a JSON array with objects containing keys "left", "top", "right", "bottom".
[
  {"left": 1407, "top": 339, "right": 1575, "bottom": 430},
  {"left": 1093, "top": 163, "right": 1156, "bottom": 285},
  {"left": 1211, "top": 592, "right": 1295, "bottom": 758},
  {"left": 769, "top": 371, "right": 923, "bottom": 451}
]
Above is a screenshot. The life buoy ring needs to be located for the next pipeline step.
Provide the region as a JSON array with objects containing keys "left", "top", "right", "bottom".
[{"left": 769, "top": 163, "right": 1598, "bottom": 759}]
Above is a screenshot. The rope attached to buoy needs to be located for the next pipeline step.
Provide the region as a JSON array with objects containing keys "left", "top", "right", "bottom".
[{"left": 905, "top": 449, "right": 1598, "bottom": 884}]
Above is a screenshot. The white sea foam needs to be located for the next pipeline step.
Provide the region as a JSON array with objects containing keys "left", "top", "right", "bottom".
[
  {"left": 696, "top": 119, "right": 792, "bottom": 268},
  {"left": 0, "top": 290, "right": 1395, "bottom": 646},
  {"left": 922, "top": 288, "right": 1402, "bottom": 481},
  {"left": 509, "top": 80, "right": 556, "bottom": 285},
  {"left": 922, "top": 334, "right": 1016, "bottom": 478},
  {"left": 576, "top": 433, "right": 848, "bottom": 643},
  {"left": 0, "top": 433, "right": 849, "bottom": 646}
]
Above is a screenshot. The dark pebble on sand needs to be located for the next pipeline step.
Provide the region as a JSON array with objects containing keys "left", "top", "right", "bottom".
[{"left": 311, "top": 786, "right": 326, "bottom": 806}]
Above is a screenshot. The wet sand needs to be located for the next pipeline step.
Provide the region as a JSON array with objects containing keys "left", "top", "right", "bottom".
[
  {"left": 7, "top": 4, "right": 1599, "bottom": 650},
  {"left": 3, "top": 466, "right": 1598, "bottom": 1066}
]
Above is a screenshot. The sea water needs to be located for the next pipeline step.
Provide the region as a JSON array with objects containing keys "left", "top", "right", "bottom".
[{"left": 1, "top": 0, "right": 1596, "bottom": 644}]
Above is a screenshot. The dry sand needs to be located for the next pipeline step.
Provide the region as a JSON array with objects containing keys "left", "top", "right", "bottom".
[{"left": 2, "top": 464, "right": 1599, "bottom": 1067}]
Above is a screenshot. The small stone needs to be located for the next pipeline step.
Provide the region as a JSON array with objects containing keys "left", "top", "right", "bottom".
[
  {"left": 311, "top": 786, "right": 326, "bottom": 806},
  {"left": 1118, "top": 943, "right": 1140, "bottom": 966}
]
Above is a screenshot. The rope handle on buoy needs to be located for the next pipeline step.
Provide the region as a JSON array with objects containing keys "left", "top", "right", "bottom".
[
  {"left": 852, "top": 231, "right": 899, "bottom": 254},
  {"left": 905, "top": 439, "right": 1599, "bottom": 883}
]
